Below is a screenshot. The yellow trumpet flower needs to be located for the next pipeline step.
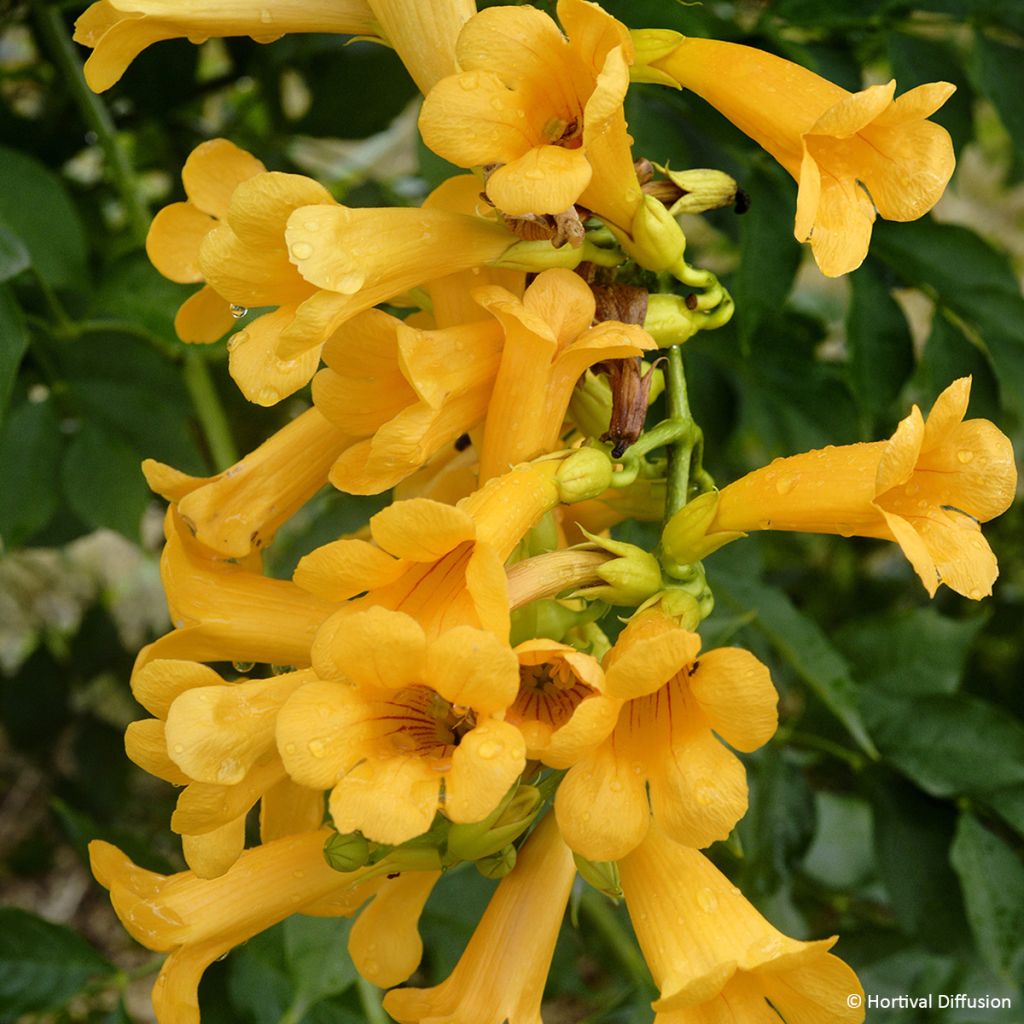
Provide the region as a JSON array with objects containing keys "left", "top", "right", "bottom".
[{"left": 648, "top": 36, "right": 955, "bottom": 275}]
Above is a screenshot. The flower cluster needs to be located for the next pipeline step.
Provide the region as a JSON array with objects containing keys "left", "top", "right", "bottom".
[{"left": 77, "top": 2, "right": 1015, "bottom": 1023}]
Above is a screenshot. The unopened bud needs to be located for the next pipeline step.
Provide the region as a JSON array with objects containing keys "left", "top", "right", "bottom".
[
  {"left": 654, "top": 166, "right": 741, "bottom": 216},
  {"left": 661, "top": 491, "right": 744, "bottom": 565},
  {"left": 572, "top": 529, "right": 663, "bottom": 607},
  {"left": 494, "top": 238, "right": 584, "bottom": 272},
  {"left": 475, "top": 845, "right": 517, "bottom": 879},
  {"left": 323, "top": 831, "right": 371, "bottom": 873},
  {"left": 628, "top": 29, "right": 684, "bottom": 88},
  {"left": 622, "top": 195, "right": 687, "bottom": 272},
  {"left": 447, "top": 784, "right": 542, "bottom": 861},
  {"left": 556, "top": 447, "right": 614, "bottom": 504},
  {"left": 574, "top": 853, "right": 622, "bottom": 899},
  {"left": 643, "top": 293, "right": 699, "bottom": 347},
  {"left": 570, "top": 369, "right": 614, "bottom": 439}
]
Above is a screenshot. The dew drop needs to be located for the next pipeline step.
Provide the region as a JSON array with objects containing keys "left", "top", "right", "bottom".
[
  {"left": 458, "top": 74, "right": 478, "bottom": 91},
  {"left": 695, "top": 779, "right": 717, "bottom": 806},
  {"left": 271, "top": 664, "right": 294, "bottom": 676},
  {"left": 957, "top": 449, "right": 974, "bottom": 464},
  {"left": 308, "top": 738, "right": 326, "bottom": 758},
  {"left": 232, "top": 661, "right": 255, "bottom": 673},
  {"left": 332, "top": 270, "right": 366, "bottom": 293},
  {"left": 284, "top": 742, "right": 296, "bottom": 755},
  {"left": 290, "top": 240, "right": 314, "bottom": 260},
  {"left": 172, "top": 744, "right": 184, "bottom": 756},
  {"left": 609, "top": 780, "right": 623, "bottom": 793},
  {"left": 293, "top": 869, "right": 305, "bottom": 879},
  {"left": 229, "top": 304, "right": 248, "bottom": 319},
  {"left": 226, "top": 331, "right": 248, "bottom": 352},
  {"left": 259, "top": 8, "right": 272, "bottom": 22},
  {"left": 256, "top": 386, "right": 281, "bottom": 406},
  {"left": 968, "top": 588, "right": 984, "bottom": 600},
  {"left": 697, "top": 887, "right": 719, "bottom": 913},
  {"left": 477, "top": 741, "right": 502, "bottom": 760},
  {"left": 631, "top": 761, "right": 644, "bottom": 775},
  {"left": 775, "top": 476, "right": 795, "bottom": 495},
  {"left": 363, "top": 959, "right": 380, "bottom": 975},
  {"left": 217, "top": 759, "right": 240, "bottom": 783},
  {"left": 303, "top": 218, "right": 320, "bottom": 232}
]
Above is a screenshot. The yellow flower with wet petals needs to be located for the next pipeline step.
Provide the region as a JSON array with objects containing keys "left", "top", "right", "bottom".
[
  {"left": 555, "top": 610, "right": 778, "bottom": 860},
  {"left": 620, "top": 826, "right": 864, "bottom": 1022},
  {"left": 145, "top": 138, "right": 264, "bottom": 344},
  {"left": 419, "top": 0, "right": 642, "bottom": 228},
  {"left": 669, "top": 377, "right": 1017, "bottom": 599},
  {"left": 647, "top": 35, "right": 955, "bottom": 275},
  {"left": 74, "top": 0, "right": 382, "bottom": 92},
  {"left": 89, "top": 830, "right": 386, "bottom": 1024},
  {"left": 384, "top": 813, "right": 576, "bottom": 1024},
  {"left": 276, "top": 605, "right": 526, "bottom": 845}
]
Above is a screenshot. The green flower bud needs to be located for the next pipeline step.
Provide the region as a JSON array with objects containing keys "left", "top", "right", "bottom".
[
  {"left": 655, "top": 165, "right": 741, "bottom": 216},
  {"left": 573, "top": 853, "right": 623, "bottom": 899},
  {"left": 447, "top": 785, "right": 542, "bottom": 861},
  {"left": 323, "top": 831, "right": 371, "bottom": 873},
  {"left": 570, "top": 369, "right": 614, "bottom": 439},
  {"left": 643, "top": 293, "right": 699, "bottom": 348},
  {"left": 628, "top": 29, "right": 684, "bottom": 88},
  {"left": 622, "top": 195, "right": 687, "bottom": 272},
  {"left": 475, "top": 845, "right": 517, "bottom": 879},
  {"left": 556, "top": 447, "right": 614, "bottom": 504},
  {"left": 572, "top": 529, "right": 663, "bottom": 607}
]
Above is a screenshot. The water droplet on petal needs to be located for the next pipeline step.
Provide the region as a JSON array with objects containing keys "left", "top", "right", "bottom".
[
  {"left": 477, "top": 741, "right": 502, "bottom": 760},
  {"left": 609, "top": 780, "right": 623, "bottom": 793},
  {"left": 226, "top": 331, "right": 248, "bottom": 352},
  {"left": 957, "top": 449, "right": 974, "bottom": 464},
  {"left": 775, "top": 476, "right": 795, "bottom": 495},
  {"left": 232, "top": 661, "right": 254, "bottom": 673},
  {"left": 259, "top": 8, "right": 272, "bottom": 22},
  {"left": 308, "top": 739, "right": 326, "bottom": 758},
  {"left": 256, "top": 386, "right": 281, "bottom": 406},
  {"left": 697, "top": 887, "right": 718, "bottom": 913},
  {"left": 968, "top": 588, "right": 984, "bottom": 600},
  {"left": 229, "top": 304, "right": 248, "bottom": 319},
  {"left": 290, "top": 241, "right": 314, "bottom": 260}
]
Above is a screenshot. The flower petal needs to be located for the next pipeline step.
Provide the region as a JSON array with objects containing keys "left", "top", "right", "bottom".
[
  {"left": 294, "top": 539, "right": 404, "bottom": 601},
  {"left": 182, "top": 138, "right": 266, "bottom": 221},
  {"left": 689, "top": 649, "right": 778, "bottom": 753},
  {"left": 132, "top": 659, "right": 227, "bottom": 719},
  {"left": 486, "top": 145, "right": 593, "bottom": 216},
  {"left": 147, "top": 202, "right": 214, "bottom": 283},
  {"left": 444, "top": 719, "right": 526, "bottom": 823},
  {"left": 424, "top": 626, "right": 520, "bottom": 713},
  {"left": 370, "top": 498, "right": 476, "bottom": 561},
  {"left": 174, "top": 285, "right": 237, "bottom": 344},
  {"left": 603, "top": 611, "right": 700, "bottom": 700},
  {"left": 323, "top": 607, "right": 427, "bottom": 691},
  {"left": 227, "top": 307, "right": 322, "bottom": 406}
]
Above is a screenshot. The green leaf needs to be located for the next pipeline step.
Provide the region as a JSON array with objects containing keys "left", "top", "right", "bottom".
[
  {"left": 0, "top": 907, "right": 114, "bottom": 1016},
  {"left": 0, "top": 147, "right": 88, "bottom": 291},
  {"left": 862, "top": 691, "right": 1024, "bottom": 798},
  {"left": 733, "top": 161, "right": 802, "bottom": 346},
  {"left": 0, "top": 396, "right": 62, "bottom": 547},
  {"left": 283, "top": 916, "right": 358, "bottom": 1013},
  {"left": 834, "top": 607, "right": 986, "bottom": 695},
  {"left": 0, "top": 223, "right": 31, "bottom": 282},
  {"left": 845, "top": 258, "right": 914, "bottom": 425},
  {"left": 61, "top": 421, "right": 149, "bottom": 540},
  {"left": 227, "top": 925, "right": 292, "bottom": 1024},
  {"left": 889, "top": 33, "right": 974, "bottom": 153},
  {"left": 712, "top": 567, "right": 878, "bottom": 757},
  {"left": 0, "top": 285, "right": 29, "bottom": 420},
  {"left": 801, "top": 792, "right": 876, "bottom": 891},
  {"left": 984, "top": 785, "right": 1024, "bottom": 838},
  {"left": 738, "top": 744, "right": 816, "bottom": 898},
  {"left": 870, "top": 776, "right": 968, "bottom": 946},
  {"left": 950, "top": 813, "right": 1024, "bottom": 982},
  {"left": 972, "top": 31, "right": 1024, "bottom": 162}
]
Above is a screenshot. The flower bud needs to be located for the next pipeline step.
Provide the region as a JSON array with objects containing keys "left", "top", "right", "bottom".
[
  {"left": 556, "top": 447, "right": 615, "bottom": 504},
  {"left": 622, "top": 195, "right": 687, "bottom": 271},
  {"left": 656, "top": 166, "right": 741, "bottom": 216},
  {"left": 573, "top": 853, "right": 622, "bottom": 899},
  {"left": 643, "top": 293, "right": 699, "bottom": 347},
  {"left": 570, "top": 369, "right": 614, "bottom": 439},
  {"left": 661, "top": 491, "right": 744, "bottom": 564},
  {"left": 475, "top": 845, "right": 517, "bottom": 879},
  {"left": 494, "top": 238, "right": 584, "bottom": 272},
  {"left": 628, "top": 29, "right": 684, "bottom": 87},
  {"left": 572, "top": 529, "right": 663, "bottom": 607},
  {"left": 323, "top": 831, "right": 371, "bottom": 873},
  {"left": 447, "top": 785, "right": 542, "bottom": 861}
]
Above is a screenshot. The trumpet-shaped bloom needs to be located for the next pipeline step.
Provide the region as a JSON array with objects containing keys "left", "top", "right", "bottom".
[
  {"left": 555, "top": 611, "right": 777, "bottom": 860},
  {"left": 144, "top": 406, "right": 350, "bottom": 559},
  {"left": 196, "top": 169, "right": 336, "bottom": 403},
  {"left": 384, "top": 812, "right": 576, "bottom": 1024},
  {"left": 508, "top": 639, "right": 620, "bottom": 768},
  {"left": 620, "top": 826, "right": 864, "bottom": 1021},
  {"left": 687, "top": 377, "right": 1017, "bottom": 598},
  {"left": 278, "top": 176, "right": 518, "bottom": 358},
  {"left": 144, "top": 138, "right": 264, "bottom": 343},
  {"left": 74, "top": 0, "right": 381, "bottom": 92},
  {"left": 127, "top": 659, "right": 323, "bottom": 877},
  {"left": 476, "top": 268, "right": 656, "bottom": 481},
  {"left": 277, "top": 606, "right": 525, "bottom": 844},
  {"left": 295, "top": 458, "right": 564, "bottom": 641},
  {"left": 313, "top": 309, "right": 504, "bottom": 494},
  {"left": 419, "top": 0, "right": 641, "bottom": 227},
  {"left": 649, "top": 37, "right": 955, "bottom": 275},
  {"left": 137, "top": 509, "right": 336, "bottom": 673},
  {"left": 90, "top": 830, "right": 385, "bottom": 1024}
]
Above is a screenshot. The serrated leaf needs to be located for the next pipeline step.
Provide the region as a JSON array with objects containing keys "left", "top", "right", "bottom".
[
  {"left": 0, "top": 907, "right": 114, "bottom": 1016},
  {"left": 834, "top": 607, "right": 986, "bottom": 695},
  {"left": 0, "top": 396, "right": 62, "bottom": 547},
  {"left": 862, "top": 691, "right": 1024, "bottom": 798},
  {"left": 845, "top": 259, "right": 914, "bottom": 425},
  {"left": 0, "top": 285, "right": 29, "bottom": 420},
  {"left": 712, "top": 567, "right": 878, "bottom": 757},
  {"left": 950, "top": 813, "right": 1024, "bottom": 982},
  {"left": 61, "top": 421, "right": 149, "bottom": 540},
  {"left": 0, "top": 147, "right": 88, "bottom": 291}
]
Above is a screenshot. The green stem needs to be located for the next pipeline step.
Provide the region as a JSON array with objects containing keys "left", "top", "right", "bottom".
[
  {"left": 35, "top": 4, "right": 150, "bottom": 246},
  {"left": 183, "top": 351, "right": 238, "bottom": 471},
  {"left": 663, "top": 344, "right": 694, "bottom": 523},
  {"left": 356, "top": 976, "right": 389, "bottom": 1024},
  {"left": 781, "top": 729, "right": 865, "bottom": 772},
  {"left": 578, "top": 889, "right": 654, "bottom": 995}
]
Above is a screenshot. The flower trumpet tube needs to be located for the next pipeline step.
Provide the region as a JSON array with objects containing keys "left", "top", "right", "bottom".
[
  {"left": 383, "top": 812, "right": 576, "bottom": 1024},
  {"left": 89, "top": 830, "right": 383, "bottom": 1024},
  {"left": 646, "top": 35, "right": 955, "bottom": 275},
  {"left": 74, "top": 0, "right": 382, "bottom": 92},
  {"left": 664, "top": 377, "right": 1017, "bottom": 598},
  {"left": 143, "top": 406, "right": 351, "bottom": 559},
  {"left": 620, "top": 826, "right": 864, "bottom": 1021}
]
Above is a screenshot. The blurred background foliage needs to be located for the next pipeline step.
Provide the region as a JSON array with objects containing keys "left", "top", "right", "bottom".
[{"left": 1, "top": 0, "right": 1023, "bottom": 1021}]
